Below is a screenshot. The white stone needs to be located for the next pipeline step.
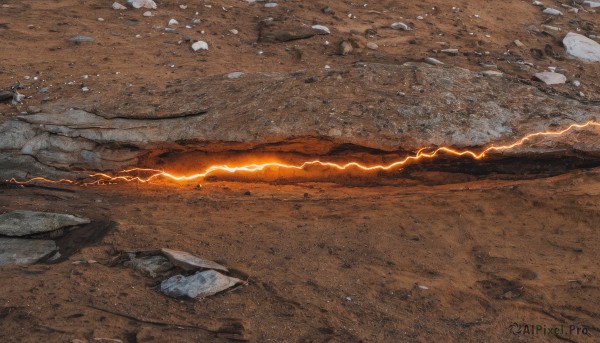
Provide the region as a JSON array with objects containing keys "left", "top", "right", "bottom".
[
  {"left": 541, "top": 25, "right": 560, "bottom": 31},
  {"left": 532, "top": 1, "right": 543, "bottom": 6},
  {"left": 143, "top": 11, "right": 153, "bottom": 17},
  {"left": 482, "top": 70, "right": 503, "bottom": 77},
  {"left": 112, "top": 2, "right": 127, "bottom": 10},
  {"left": 168, "top": 19, "right": 179, "bottom": 26},
  {"left": 127, "top": 0, "right": 156, "bottom": 9},
  {"left": 391, "top": 22, "right": 412, "bottom": 30},
  {"left": 191, "top": 40, "right": 208, "bottom": 51},
  {"left": 543, "top": 8, "right": 563, "bottom": 15},
  {"left": 583, "top": 1, "right": 600, "bottom": 8},
  {"left": 563, "top": 32, "right": 600, "bottom": 62},
  {"left": 227, "top": 72, "right": 244, "bottom": 79},
  {"left": 311, "top": 25, "right": 330, "bottom": 34},
  {"left": 424, "top": 57, "right": 444, "bottom": 65},
  {"left": 534, "top": 71, "right": 567, "bottom": 85},
  {"left": 229, "top": 29, "right": 239, "bottom": 35},
  {"left": 264, "top": 2, "right": 277, "bottom": 8}
]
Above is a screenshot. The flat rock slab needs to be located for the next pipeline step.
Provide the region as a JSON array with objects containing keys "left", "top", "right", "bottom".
[
  {"left": 0, "top": 238, "right": 57, "bottom": 266},
  {"left": 161, "top": 248, "right": 228, "bottom": 272},
  {"left": 160, "top": 270, "right": 241, "bottom": 299},
  {"left": 534, "top": 71, "right": 567, "bottom": 85},
  {"left": 124, "top": 254, "right": 173, "bottom": 277},
  {"left": 563, "top": 32, "right": 600, "bottom": 62},
  {"left": 0, "top": 211, "right": 90, "bottom": 237}
]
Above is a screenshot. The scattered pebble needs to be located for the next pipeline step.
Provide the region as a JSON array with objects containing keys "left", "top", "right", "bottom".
[
  {"left": 143, "top": 11, "right": 153, "bottom": 17},
  {"left": 127, "top": 0, "right": 157, "bottom": 9},
  {"left": 311, "top": 25, "right": 330, "bottom": 34},
  {"left": 366, "top": 42, "right": 378, "bottom": 50},
  {"left": 541, "top": 24, "right": 560, "bottom": 31},
  {"left": 191, "top": 40, "right": 209, "bottom": 51},
  {"left": 112, "top": 2, "right": 127, "bottom": 10},
  {"left": 534, "top": 71, "right": 567, "bottom": 85},
  {"left": 264, "top": 2, "right": 277, "bottom": 8},
  {"left": 391, "top": 22, "right": 412, "bottom": 31},
  {"left": 168, "top": 19, "right": 179, "bottom": 26},
  {"left": 543, "top": 8, "right": 563, "bottom": 16},
  {"left": 227, "top": 72, "right": 244, "bottom": 79},
  {"left": 482, "top": 70, "right": 503, "bottom": 77},
  {"left": 424, "top": 57, "right": 444, "bottom": 65},
  {"left": 68, "top": 35, "right": 94, "bottom": 43},
  {"left": 229, "top": 29, "right": 239, "bottom": 35},
  {"left": 514, "top": 40, "right": 525, "bottom": 47},
  {"left": 441, "top": 48, "right": 458, "bottom": 55}
]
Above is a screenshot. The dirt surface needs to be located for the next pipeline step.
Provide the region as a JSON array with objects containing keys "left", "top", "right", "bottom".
[
  {"left": 1, "top": 0, "right": 599, "bottom": 124},
  {"left": 1, "top": 0, "right": 600, "bottom": 342},
  {"left": 0, "top": 171, "right": 599, "bottom": 342}
]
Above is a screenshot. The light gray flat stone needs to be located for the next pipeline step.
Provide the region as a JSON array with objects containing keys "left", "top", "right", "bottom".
[
  {"left": 563, "top": 32, "right": 600, "bottom": 62},
  {"left": 0, "top": 238, "right": 57, "bottom": 266},
  {"left": 160, "top": 270, "right": 241, "bottom": 299},
  {"left": 0, "top": 211, "right": 90, "bottom": 237},
  {"left": 534, "top": 71, "right": 567, "bottom": 85},
  {"left": 161, "top": 248, "right": 228, "bottom": 272}
]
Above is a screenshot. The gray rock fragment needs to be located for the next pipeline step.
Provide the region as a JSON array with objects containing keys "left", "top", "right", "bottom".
[
  {"left": 534, "top": 71, "right": 567, "bottom": 85},
  {"left": 161, "top": 248, "right": 229, "bottom": 272},
  {"left": 563, "top": 32, "right": 600, "bottom": 62},
  {"left": 69, "top": 35, "right": 94, "bottom": 43},
  {"left": 0, "top": 238, "right": 57, "bottom": 266},
  {"left": 124, "top": 254, "right": 173, "bottom": 277},
  {"left": 424, "top": 57, "right": 444, "bottom": 65},
  {"left": 0, "top": 211, "right": 90, "bottom": 237},
  {"left": 160, "top": 270, "right": 241, "bottom": 299},
  {"left": 127, "top": 0, "right": 156, "bottom": 9}
]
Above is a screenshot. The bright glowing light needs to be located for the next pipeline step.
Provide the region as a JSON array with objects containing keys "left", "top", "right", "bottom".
[{"left": 8, "top": 120, "right": 600, "bottom": 186}]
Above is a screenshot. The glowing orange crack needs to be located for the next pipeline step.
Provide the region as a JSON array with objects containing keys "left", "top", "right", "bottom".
[{"left": 8, "top": 120, "right": 600, "bottom": 185}]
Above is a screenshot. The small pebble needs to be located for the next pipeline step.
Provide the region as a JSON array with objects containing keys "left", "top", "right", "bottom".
[
  {"left": 424, "top": 57, "right": 444, "bottom": 65},
  {"left": 191, "top": 40, "right": 209, "bottom": 51}
]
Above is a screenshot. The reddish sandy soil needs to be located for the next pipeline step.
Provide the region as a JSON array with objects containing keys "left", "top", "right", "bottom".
[
  {"left": 1, "top": 171, "right": 600, "bottom": 342},
  {"left": 1, "top": 0, "right": 600, "bottom": 342}
]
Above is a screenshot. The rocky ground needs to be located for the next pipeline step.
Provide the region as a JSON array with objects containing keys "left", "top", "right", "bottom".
[{"left": 1, "top": 0, "right": 600, "bottom": 342}]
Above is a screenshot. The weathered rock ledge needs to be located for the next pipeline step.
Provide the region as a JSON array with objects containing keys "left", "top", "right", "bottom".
[{"left": 1, "top": 63, "right": 599, "bottom": 180}]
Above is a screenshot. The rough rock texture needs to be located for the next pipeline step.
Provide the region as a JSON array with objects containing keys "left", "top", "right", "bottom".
[
  {"left": 160, "top": 270, "right": 241, "bottom": 299},
  {"left": 0, "top": 238, "right": 57, "bottom": 266},
  {"left": 0, "top": 211, "right": 90, "bottom": 237},
  {"left": 563, "top": 32, "right": 600, "bottom": 62},
  {"left": 0, "top": 63, "right": 599, "bottom": 178},
  {"left": 161, "top": 248, "right": 229, "bottom": 272},
  {"left": 124, "top": 255, "right": 173, "bottom": 277}
]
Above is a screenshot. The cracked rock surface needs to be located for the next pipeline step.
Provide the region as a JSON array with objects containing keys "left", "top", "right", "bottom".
[{"left": 1, "top": 63, "right": 599, "bottom": 178}]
